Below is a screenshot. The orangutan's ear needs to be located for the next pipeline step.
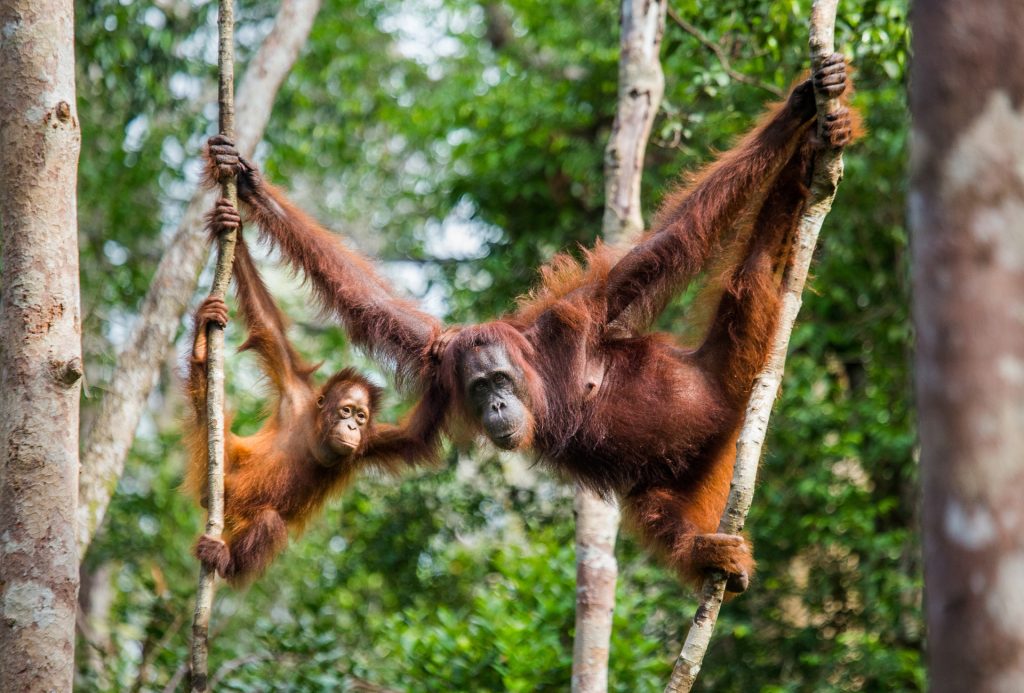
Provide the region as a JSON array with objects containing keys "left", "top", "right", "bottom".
[{"left": 316, "top": 395, "right": 325, "bottom": 409}]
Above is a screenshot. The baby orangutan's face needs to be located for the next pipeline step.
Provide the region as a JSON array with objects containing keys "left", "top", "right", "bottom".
[{"left": 322, "top": 384, "right": 370, "bottom": 460}]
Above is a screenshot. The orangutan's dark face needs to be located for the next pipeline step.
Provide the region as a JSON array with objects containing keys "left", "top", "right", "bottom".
[{"left": 460, "top": 343, "right": 530, "bottom": 450}]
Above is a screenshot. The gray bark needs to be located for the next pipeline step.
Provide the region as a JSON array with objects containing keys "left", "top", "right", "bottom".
[
  {"left": 0, "top": 0, "right": 83, "bottom": 689},
  {"left": 664, "top": 2, "right": 846, "bottom": 690},
  {"left": 76, "top": 0, "right": 322, "bottom": 558},
  {"left": 572, "top": 2, "right": 666, "bottom": 692},
  {"left": 911, "top": 1, "right": 1024, "bottom": 690}
]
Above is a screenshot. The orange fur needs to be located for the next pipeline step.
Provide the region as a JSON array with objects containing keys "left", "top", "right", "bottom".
[
  {"left": 184, "top": 232, "right": 435, "bottom": 586},
  {"left": 218, "top": 59, "right": 862, "bottom": 593}
]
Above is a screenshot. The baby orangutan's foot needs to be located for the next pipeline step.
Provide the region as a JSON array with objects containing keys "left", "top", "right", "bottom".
[{"left": 195, "top": 534, "right": 231, "bottom": 578}]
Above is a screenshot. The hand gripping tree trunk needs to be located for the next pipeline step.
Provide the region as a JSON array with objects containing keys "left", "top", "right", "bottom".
[
  {"left": 911, "top": 2, "right": 1024, "bottom": 690},
  {"left": 663, "top": 2, "right": 848, "bottom": 691},
  {"left": 572, "top": 2, "right": 667, "bottom": 692},
  {"left": 77, "top": 0, "right": 322, "bottom": 559},
  {"left": 0, "top": 0, "right": 83, "bottom": 690}
]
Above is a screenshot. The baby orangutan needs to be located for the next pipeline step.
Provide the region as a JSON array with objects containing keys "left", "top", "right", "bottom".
[{"left": 185, "top": 200, "right": 430, "bottom": 585}]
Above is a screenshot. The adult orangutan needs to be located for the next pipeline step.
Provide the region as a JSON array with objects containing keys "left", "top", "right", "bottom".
[
  {"left": 206, "top": 55, "right": 860, "bottom": 593},
  {"left": 185, "top": 201, "right": 433, "bottom": 585}
]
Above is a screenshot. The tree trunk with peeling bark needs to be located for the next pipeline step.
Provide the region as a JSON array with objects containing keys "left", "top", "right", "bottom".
[
  {"left": 664, "top": 2, "right": 847, "bottom": 690},
  {"left": 76, "top": 0, "right": 322, "bottom": 559},
  {"left": 572, "top": 2, "right": 666, "bottom": 692},
  {"left": 911, "top": 2, "right": 1024, "bottom": 689},
  {"left": 0, "top": 0, "right": 83, "bottom": 689}
]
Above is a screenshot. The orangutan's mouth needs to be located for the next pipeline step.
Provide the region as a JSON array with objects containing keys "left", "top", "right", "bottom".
[{"left": 494, "top": 428, "right": 522, "bottom": 450}]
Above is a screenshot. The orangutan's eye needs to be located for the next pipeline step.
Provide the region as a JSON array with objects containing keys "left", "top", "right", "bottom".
[{"left": 340, "top": 406, "right": 352, "bottom": 418}]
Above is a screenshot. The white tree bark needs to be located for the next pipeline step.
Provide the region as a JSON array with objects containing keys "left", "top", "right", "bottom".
[
  {"left": 572, "top": 490, "right": 621, "bottom": 693},
  {"left": 572, "top": 3, "right": 666, "bottom": 692},
  {"left": 663, "top": 2, "right": 846, "bottom": 691},
  {"left": 911, "top": 1, "right": 1024, "bottom": 690},
  {"left": 0, "top": 0, "right": 83, "bottom": 689},
  {"left": 76, "top": 0, "right": 322, "bottom": 558}
]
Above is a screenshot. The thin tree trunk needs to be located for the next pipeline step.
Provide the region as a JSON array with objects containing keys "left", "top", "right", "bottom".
[
  {"left": 663, "top": 2, "right": 846, "bottom": 690},
  {"left": 572, "top": 491, "right": 621, "bottom": 693},
  {"left": 76, "top": 0, "right": 322, "bottom": 559},
  {"left": 0, "top": 0, "right": 83, "bottom": 689},
  {"left": 911, "top": 1, "right": 1024, "bottom": 689},
  {"left": 189, "top": 1, "right": 238, "bottom": 688},
  {"left": 572, "top": 2, "right": 666, "bottom": 692}
]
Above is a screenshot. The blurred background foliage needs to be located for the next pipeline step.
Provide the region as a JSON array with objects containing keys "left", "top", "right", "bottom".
[{"left": 74, "top": 0, "right": 915, "bottom": 690}]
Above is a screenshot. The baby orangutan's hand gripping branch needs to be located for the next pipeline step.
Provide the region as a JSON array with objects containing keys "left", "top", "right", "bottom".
[
  {"left": 205, "top": 55, "right": 861, "bottom": 595},
  {"left": 184, "top": 200, "right": 434, "bottom": 585}
]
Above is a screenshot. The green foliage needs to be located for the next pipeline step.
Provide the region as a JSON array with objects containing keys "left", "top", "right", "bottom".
[{"left": 76, "top": 0, "right": 916, "bottom": 690}]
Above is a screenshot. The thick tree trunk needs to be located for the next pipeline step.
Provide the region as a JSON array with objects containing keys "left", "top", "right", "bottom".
[
  {"left": 572, "top": 3, "right": 666, "bottom": 692},
  {"left": 911, "top": 2, "right": 1024, "bottom": 690},
  {"left": 76, "top": 0, "right": 322, "bottom": 558},
  {"left": 0, "top": 0, "right": 83, "bottom": 689}
]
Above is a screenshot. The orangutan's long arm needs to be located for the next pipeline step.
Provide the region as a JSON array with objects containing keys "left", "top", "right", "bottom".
[
  {"left": 360, "top": 420, "right": 438, "bottom": 475},
  {"left": 604, "top": 56, "right": 856, "bottom": 329},
  {"left": 232, "top": 233, "right": 317, "bottom": 402},
  {"left": 206, "top": 137, "right": 442, "bottom": 383}
]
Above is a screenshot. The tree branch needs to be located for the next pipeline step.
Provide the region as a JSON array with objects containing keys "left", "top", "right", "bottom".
[
  {"left": 666, "top": 6, "right": 784, "bottom": 98},
  {"left": 663, "top": 2, "right": 845, "bottom": 690},
  {"left": 77, "top": 0, "right": 322, "bottom": 559},
  {"left": 188, "top": 0, "right": 237, "bottom": 688}
]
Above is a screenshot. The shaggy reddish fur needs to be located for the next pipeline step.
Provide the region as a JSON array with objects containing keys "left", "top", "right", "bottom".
[
  {"left": 184, "top": 231, "right": 434, "bottom": 586},
  {"left": 217, "top": 63, "right": 862, "bottom": 591},
  {"left": 236, "top": 181, "right": 440, "bottom": 388}
]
